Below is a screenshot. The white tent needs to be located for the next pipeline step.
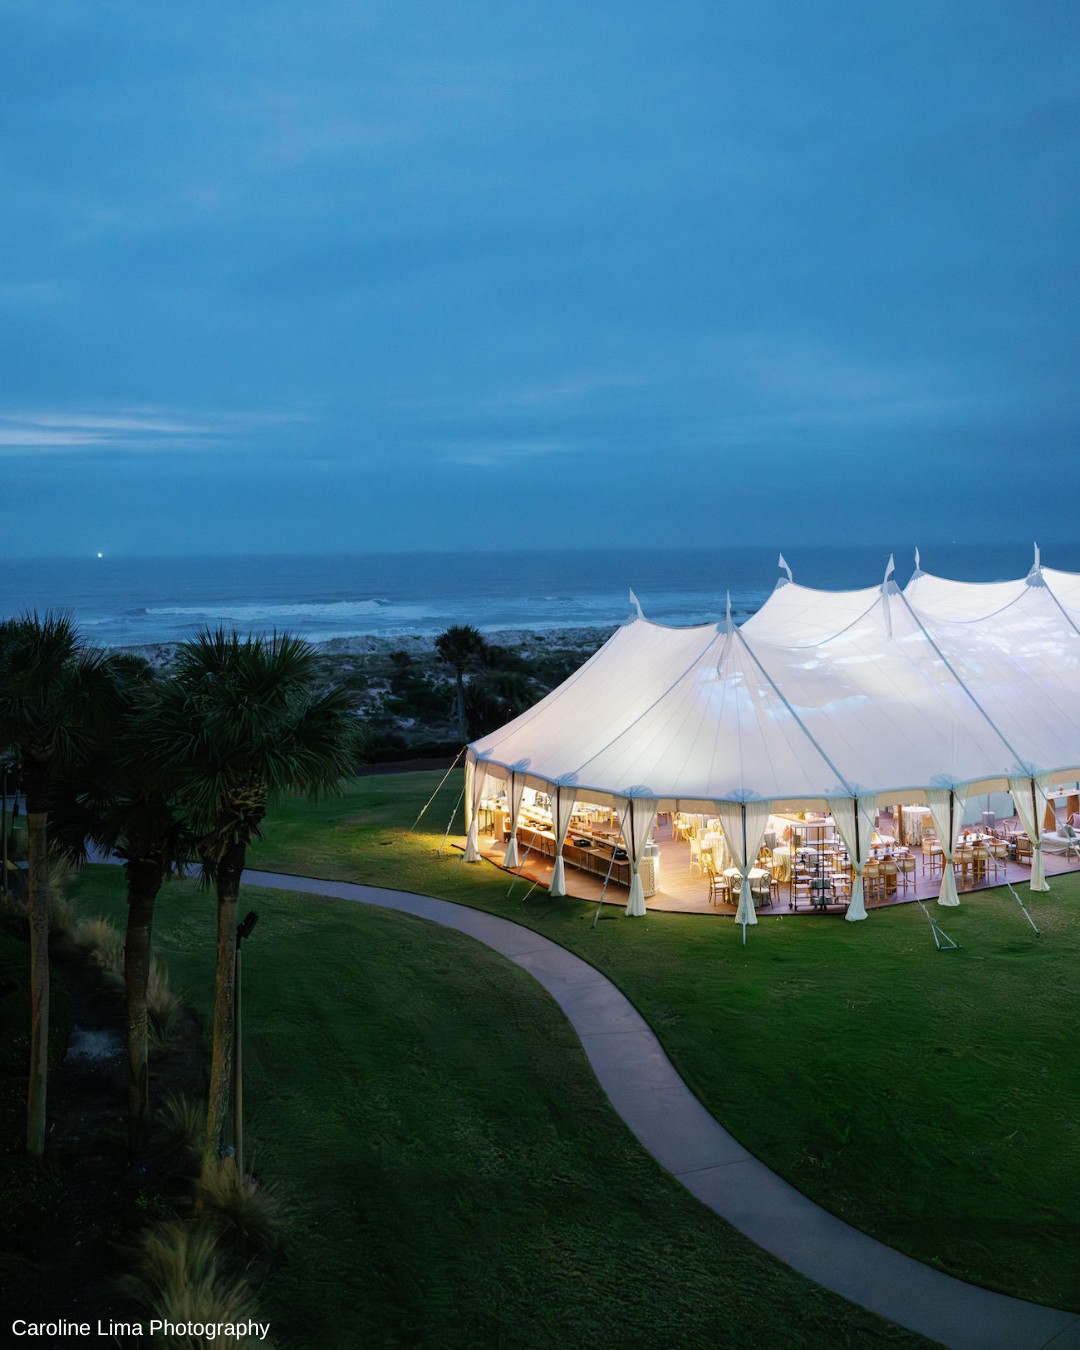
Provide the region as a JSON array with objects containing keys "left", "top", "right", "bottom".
[{"left": 464, "top": 554, "right": 1080, "bottom": 921}]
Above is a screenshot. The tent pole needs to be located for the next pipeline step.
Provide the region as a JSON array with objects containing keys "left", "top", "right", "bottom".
[{"left": 741, "top": 803, "right": 748, "bottom": 946}]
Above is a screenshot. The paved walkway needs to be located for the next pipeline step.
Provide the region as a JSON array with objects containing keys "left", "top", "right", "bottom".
[{"left": 244, "top": 868, "right": 1079, "bottom": 1350}]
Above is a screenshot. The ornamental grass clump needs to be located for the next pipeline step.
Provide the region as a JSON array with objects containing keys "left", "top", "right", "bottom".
[
  {"left": 194, "top": 1157, "right": 286, "bottom": 1255},
  {"left": 107, "top": 956, "right": 184, "bottom": 1047},
  {"left": 154, "top": 1092, "right": 206, "bottom": 1161},
  {"left": 125, "top": 1219, "right": 269, "bottom": 1348},
  {"left": 74, "top": 915, "right": 124, "bottom": 972}
]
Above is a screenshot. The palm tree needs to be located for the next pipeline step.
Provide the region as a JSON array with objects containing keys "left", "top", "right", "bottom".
[
  {"left": 51, "top": 661, "right": 197, "bottom": 1154},
  {"left": 146, "top": 629, "right": 358, "bottom": 1166},
  {"left": 434, "top": 625, "right": 488, "bottom": 743},
  {"left": 0, "top": 614, "right": 120, "bottom": 1156}
]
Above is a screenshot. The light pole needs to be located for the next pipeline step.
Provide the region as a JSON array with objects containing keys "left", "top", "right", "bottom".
[{"left": 233, "top": 910, "right": 259, "bottom": 1179}]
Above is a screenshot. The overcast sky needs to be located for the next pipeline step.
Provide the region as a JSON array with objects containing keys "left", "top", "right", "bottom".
[{"left": 2, "top": 2, "right": 1078, "bottom": 557}]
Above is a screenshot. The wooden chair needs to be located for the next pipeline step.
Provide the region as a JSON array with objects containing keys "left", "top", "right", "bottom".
[
  {"left": 881, "top": 858, "right": 898, "bottom": 896},
  {"left": 1015, "top": 835, "right": 1033, "bottom": 864},
  {"left": 688, "top": 835, "right": 704, "bottom": 877},
  {"left": 896, "top": 855, "right": 916, "bottom": 893},
  {"left": 862, "top": 861, "right": 884, "bottom": 904},
  {"left": 922, "top": 838, "right": 944, "bottom": 875},
  {"left": 705, "top": 860, "right": 727, "bottom": 905},
  {"left": 971, "top": 845, "right": 991, "bottom": 884}
]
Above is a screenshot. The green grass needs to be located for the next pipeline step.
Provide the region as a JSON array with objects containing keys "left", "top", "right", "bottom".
[
  {"left": 244, "top": 772, "right": 1080, "bottom": 1312},
  {"left": 70, "top": 867, "right": 925, "bottom": 1349}
]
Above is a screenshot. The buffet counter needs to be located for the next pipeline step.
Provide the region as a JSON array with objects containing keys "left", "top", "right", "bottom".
[{"left": 516, "top": 825, "right": 634, "bottom": 888}]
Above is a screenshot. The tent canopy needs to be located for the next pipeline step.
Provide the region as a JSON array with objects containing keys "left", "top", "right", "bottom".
[{"left": 469, "top": 559, "right": 1080, "bottom": 810}]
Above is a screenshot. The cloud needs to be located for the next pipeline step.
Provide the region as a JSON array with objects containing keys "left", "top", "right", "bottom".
[
  {"left": 436, "top": 437, "right": 573, "bottom": 468},
  {"left": 0, "top": 408, "right": 305, "bottom": 456}
]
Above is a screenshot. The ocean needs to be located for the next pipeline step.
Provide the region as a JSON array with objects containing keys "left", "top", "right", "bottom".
[{"left": 0, "top": 542, "right": 1075, "bottom": 648}]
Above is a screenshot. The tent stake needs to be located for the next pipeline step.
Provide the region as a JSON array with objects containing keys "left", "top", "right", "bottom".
[
  {"left": 437, "top": 785, "right": 466, "bottom": 855},
  {"left": 1006, "top": 882, "right": 1041, "bottom": 935},
  {"left": 592, "top": 851, "right": 619, "bottom": 926},
  {"left": 506, "top": 840, "right": 537, "bottom": 896},
  {"left": 409, "top": 746, "right": 466, "bottom": 832},
  {"left": 915, "top": 897, "right": 959, "bottom": 951}
]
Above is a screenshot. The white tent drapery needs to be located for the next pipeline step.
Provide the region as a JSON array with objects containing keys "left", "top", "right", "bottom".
[
  {"left": 503, "top": 770, "right": 527, "bottom": 869},
  {"left": 1008, "top": 774, "right": 1051, "bottom": 893},
  {"left": 715, "top": 799, "right": 771, "bottom": 929},
  {"left": 549, "top": 784, "right": 577, "bottom": 898},
  {"left": 926, "top": 788, "right": 968, "bottom": 907},
  {"left": 619, "top": 796, "right": 660, "bottom": 917},
  {"left": 827, "top": 795, "right": 879, "bottom": 922}
]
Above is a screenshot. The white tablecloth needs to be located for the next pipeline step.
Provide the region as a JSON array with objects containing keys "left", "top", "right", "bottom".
[
  {"left": 899, "top": 805, "right": 932, "bottom": 846},
  {"left": 702, "top": 832, "right": 730, "bottom": 869}
]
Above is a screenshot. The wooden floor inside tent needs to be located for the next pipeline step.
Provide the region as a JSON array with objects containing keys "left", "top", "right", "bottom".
[{"left": 464, "top": 815, "right": 1080, "bottom": 918}]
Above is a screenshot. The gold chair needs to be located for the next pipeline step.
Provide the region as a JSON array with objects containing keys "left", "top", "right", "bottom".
[
  {"left": 922, "top": 838, "right": 944, "bottom": 875},
  {"left": 706, "top": 860, "right": 730, "bottom": 906}
]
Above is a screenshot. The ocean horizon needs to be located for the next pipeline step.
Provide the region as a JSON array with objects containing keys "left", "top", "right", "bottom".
[{"left": 0, "top": 541, "right": 1075, "bottom": 648}]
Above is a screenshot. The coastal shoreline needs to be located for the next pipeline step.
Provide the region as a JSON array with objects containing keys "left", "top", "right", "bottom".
[{"left": 110, "top": 624, "right": 622, "bottom": 668}]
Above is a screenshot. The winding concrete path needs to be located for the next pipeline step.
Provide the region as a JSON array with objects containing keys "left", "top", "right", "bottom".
[{"left": 244, "top": 867, "right": 1079, "bottom": 1350}]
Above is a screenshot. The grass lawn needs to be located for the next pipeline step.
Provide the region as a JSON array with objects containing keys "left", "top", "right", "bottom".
[
  {"left": 70, "top": 867, "right": 925, "bottom": 1349},
  {"left": 243, "top": 771, "right": 1080, "bottom": 1312}
]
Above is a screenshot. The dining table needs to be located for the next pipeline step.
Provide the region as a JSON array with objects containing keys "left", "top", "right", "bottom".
[
  {"left": 702, "top": 831, "right": 731, "bottom": 870},
  {"left": 770, "top": 844, "right": 793, "bottom": 881},
  {"left": 722, "top": 866, "right": 770, "bottom": 904}
]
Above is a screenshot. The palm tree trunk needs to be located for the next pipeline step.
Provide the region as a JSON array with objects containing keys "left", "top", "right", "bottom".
[
  {"left": 124, "top": 857, "right": 163, "bottom": 1155},
  {"left": 25, "top": 805, "right": 49, "bottom": 1158},
  {"left": 203, "top": 839, "right": 244, "bottom": 1168},
  {"left": 456, "top": 670, "right": 467, "bottom": 743}
]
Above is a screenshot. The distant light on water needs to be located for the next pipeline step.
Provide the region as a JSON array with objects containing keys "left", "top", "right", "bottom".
[{"left": 97, "top": 552, "right": 103, "bottom": 559}]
